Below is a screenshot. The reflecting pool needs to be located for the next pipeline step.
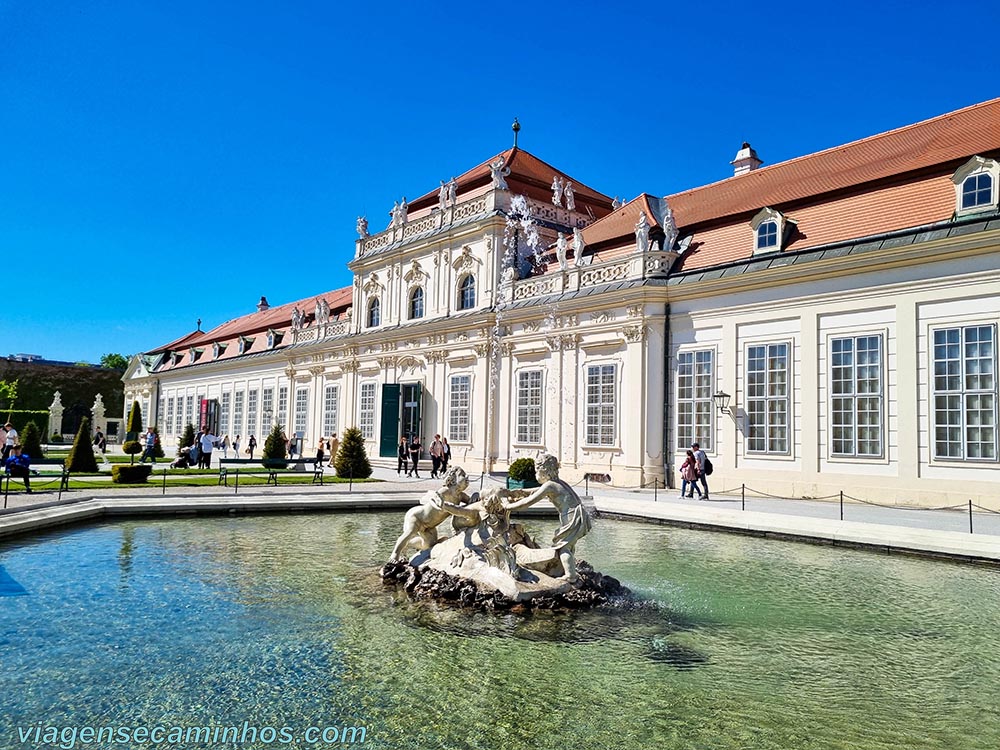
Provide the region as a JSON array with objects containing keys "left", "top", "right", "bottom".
[{"left": 1, "top": 513, "right": 999, "bottom": 749}]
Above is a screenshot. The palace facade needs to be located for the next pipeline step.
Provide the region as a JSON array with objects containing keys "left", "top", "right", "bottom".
[{"left": 125, "top": 99, "right": 1000, "bottom": 507}]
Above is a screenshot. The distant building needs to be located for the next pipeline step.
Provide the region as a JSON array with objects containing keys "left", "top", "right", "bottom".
[{"left": 125, "top": 99, "right": 1000, "bottom": 507}]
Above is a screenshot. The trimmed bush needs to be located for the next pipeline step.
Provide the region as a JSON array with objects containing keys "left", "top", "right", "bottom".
[
  {"left": 334, "top": 426, "right": 371, "bottom": 479},
  {"left": 126, "top": 401, "right": 142, "bottom": 442},
  {"left": 122, "top": 440, "right": 143, "bottom": 457},
  {"left": 21, "top": 421, "right": 44, "bottom": 460},
  {"left": 508, "top": 458, "right": 537, "bottom": 483},
  {"left": 66, "top": 417, "right": 98, "bottom": 473},
  {"left": 111, "top": 464, "right": 153, "bottom": 484},
  {"left": 50, "top": 433, "right": 64, "bottom": 444},
  {"left": 263, "top": 423, "right": 287, "bottom": 461}
]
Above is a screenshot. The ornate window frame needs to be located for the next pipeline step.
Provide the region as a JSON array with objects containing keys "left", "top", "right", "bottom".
[
  {"left": 409, "top": 286, "right": 425, "bottom": 320},
  {"left": 953, "top": 156, "right": 999, "bottom": 216},
  {"left": 457, "top": 274, "right": 476, "bottom": 310},
  {"left": 750, "top": 207, "right": 787, "bottom": 254},
  {"left": 367, "top": 297, "right": 381, "bottom": 328}
]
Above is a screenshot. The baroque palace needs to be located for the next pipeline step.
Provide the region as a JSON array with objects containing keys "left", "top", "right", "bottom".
[{"left": 125, "top": 99, "right": 1000, "bottom": 507}]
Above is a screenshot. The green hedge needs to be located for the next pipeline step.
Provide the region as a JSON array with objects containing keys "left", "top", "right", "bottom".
[{"left": 111, "top": 464, "right": 153, "bottom": 484}]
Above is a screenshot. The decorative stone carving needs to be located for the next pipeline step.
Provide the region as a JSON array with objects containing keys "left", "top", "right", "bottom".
[
  {"left": 523, "top": 320, "right": 540, "bottom": 332},
  {"left": 560, "top": 334, "right": 579, "bottom": 349},
  {"left": 377, "top": 356, "right": 397, "bottom": 369},
  {"left": 452, "top": 246, "right": 476, "bottom": 271},
  {"left": 284, "top": 365, "right": 297, "bottom": 379},
  {"left": 362, "top": 273, "right": 381, "bottom": 295},
  {"left": 356, "top": 216, "right": 369, "bottom": 238},
  {"left": 309, "top": 365, "right": 325, "bottom": 376},
  {"left": 48, "top": 391, "right": 64, "bottom": 439},
  {"left": 546, "top": 336, "right": 563, "bottom": 352},
  {"left": 592, "top": 311, "right": 614, "bottom": 323},
  {"left": 558, "top": 315, "right": 578, "bottom": 328},
  {"left": 474, "top": 342, "right": 491, "bottom": 358},
  {"left": 489, "top": 156, "right": 510, "bottom": 190},
  {"left": 662, "top": 198, "right": 678, "bottom": 252},
  {"left": 427, "top": 334, "right": 447, "bottom": 346},
  {"left": 627, "top": 305, "right": 643, "bottom": 318},
  {"left": 564, "top": 181, "right": 575, "bottom": 211},
  {"left": 457, "top": 331, "right": 469, "bottom": 342},
  {"left": 426, "top": 350, "right": 447, "bottom": 364},
  {"left": 403, "top": 260, "right": 424, "bottom": 285},
  {"left": 573, "top": 227, "right": 585, "bottom": 266},
  {"left": 499, "top": 342, "right": 513, "bottom": 357},
  {"left": 556, "top": 232, "right": 568, "bottom": 272},
  {"left": 624, "top": 325, "right": 646, "bottom": 343},
  {"left": 635, "top": 211, "right": 651, "bottom": 254},
  {"left": 341, "top": 360, "right": 360, "bottom": 373},
  {"left": 551, "top": 175, "right": 564, "bottom": 206},
  {"left": 291, "top": 306, "right": 304, "bottom": 331}
]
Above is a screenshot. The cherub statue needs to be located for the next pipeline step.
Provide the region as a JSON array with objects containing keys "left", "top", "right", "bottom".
[
  {"left": 555, "top": 232, "right": 568, "bottom": 272},
  {"left": 551, "top": 175, "right": 564, "bottom": 206},
  {"left": 356, "top": 215, "right": 369, "bottom": 238},
  {"left": 503, "top": 453, "right": 592, "bottom": 581},
  {"left": 389, "top": 467, "right": 480, "bottom": 561},
  {"left": 489, "top": 157, "right": 510, "bottom": 190},
  {"left": 563, "top": 181, "right": 575, "bottom": 211}
]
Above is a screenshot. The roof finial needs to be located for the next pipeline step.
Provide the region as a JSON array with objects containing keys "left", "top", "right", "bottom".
[
  {"left": 512, "top": 117, "right": 520, "bottom": 148},
  {"left": 196, "top": 318, "right": 202, "bottom": 332}
]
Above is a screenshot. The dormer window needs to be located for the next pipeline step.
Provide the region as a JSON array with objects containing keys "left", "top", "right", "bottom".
[
  {"left": 212, "top": 342, "right": 227, "bottom": 360},
  {"left": 266, "top": 329, "right": 283, "bottom": 349},
  {"left": 409, "top": 287, "right": 424, "bottom": 320},
  {"left": 368, "top": 298, "right": 381, "bottom": 328},
  {"left": 953, "top": 156, "right": 999, "bottom": 215},
  {"left": 171, "top": 352, "right": 182, "bottom": 366},
  {"left": 238, "top": 336, "right": 254, "bottom": 355},
  {"left": 750, "top": 207, "right": 787, "bottom": 254},
  {"left": 188, "top": 347, "right": 203, "bottom": 363}
]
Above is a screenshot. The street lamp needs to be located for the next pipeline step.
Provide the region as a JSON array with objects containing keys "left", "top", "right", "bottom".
[{"left": 713, "top": 391, "right": 732, "bottom": 415}]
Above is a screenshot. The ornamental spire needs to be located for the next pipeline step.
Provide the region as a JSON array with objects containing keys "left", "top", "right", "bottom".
[{"left": 512, "top": 117, "right": 520, "bottom": 148}]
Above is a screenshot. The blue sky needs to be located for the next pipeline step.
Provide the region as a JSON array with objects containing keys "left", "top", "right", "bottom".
[{"left": 2, "top": 0, "right": 998, "bottom": 363}]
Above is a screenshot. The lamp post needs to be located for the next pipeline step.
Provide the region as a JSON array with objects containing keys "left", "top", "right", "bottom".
[{"left": 713, "top": 391, "right": 732, "bottom": 415}]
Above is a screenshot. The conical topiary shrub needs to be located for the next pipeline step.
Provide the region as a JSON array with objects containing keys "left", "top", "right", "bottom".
[
  {"left": 152, "top": 426, "right": 165, "bottom": 459},
  {"left": 66, "top": 417, "right": 99, "bottom": 473},
  {"left": 263, "top": 423, "right": 287, "bottom": 462},
  {"left": 333, "top": 426, "right": 371, "bottom": 479},
  {"left": 126, "top": 400, "right": 143, "bottom": 442},
  {"left": 179, "top": 423, "right": 196, "bottom": 453},
  {"left": 21, "top": 421, "right": 43, "bottom": 460}
]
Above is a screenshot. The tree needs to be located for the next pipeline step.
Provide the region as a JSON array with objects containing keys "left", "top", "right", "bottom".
[
  {"left": 21, "top": 421, "right": 43, "bottom": 460},
  {"left": 100, "top": 353, "right": 130, "bottom": 371},
  {"left": 179, "top": 423, "right": 196, "bottom": 453},
  {"left": 263, "top": 423, "right": 287, "bottom": 461},
  {"left": 126, "top": 400, "right": 143, "bottom": 441},
  {"left": 0, "top": 379, "right": 18, "bottom": 417},
  {"left": 66, "top": 417, "right": 98, "bottom": 473},
  {"left": 334, "top": 427, "right": 371, "bottom": 479},
  {"left": 152, "top": 426, "right": 165, "bottom": 459}
]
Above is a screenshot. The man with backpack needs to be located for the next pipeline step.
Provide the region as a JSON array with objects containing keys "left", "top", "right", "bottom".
[{"left": 691, "top": 442, "right": 711, "bottom": 501}]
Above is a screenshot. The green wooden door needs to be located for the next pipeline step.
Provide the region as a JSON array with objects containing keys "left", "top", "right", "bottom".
[{"left": 379, "top": 384, "right": 401, "bottom": 457}]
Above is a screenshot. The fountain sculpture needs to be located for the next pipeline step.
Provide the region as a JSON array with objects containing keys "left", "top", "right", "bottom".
[{"left": 380, "top": 455, "right": 628, "bottom": 611}]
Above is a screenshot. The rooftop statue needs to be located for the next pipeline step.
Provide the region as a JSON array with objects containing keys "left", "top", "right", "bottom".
[
  {"left": 635, "top": 211, "right": 651, "bottom": 254},
  {"left": 356, "top": 215, "right": 368, "bottom": 238},
  {"left": 438, "top": 180, "right": 448, "bottom": 212},
  {"left": 572, "top": 227, "right": 585, "bottom": 266},
  {"left": 556, "top": 232, "right": 569, "bottom": 272},
  {"left": 564, "top": 181, "right": 575, "bottom": 211},
  {"left": 447, "top": 177, "right": 457, "bottom": 206},
  {"left": 489, "top": 157, "right": 510, "bottom": 190},
  {"left": 551, "top": 175, "right": 564, "bottom": 206}
]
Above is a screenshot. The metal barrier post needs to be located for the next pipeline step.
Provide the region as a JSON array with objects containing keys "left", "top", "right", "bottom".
[
  {"left": 3, "top": 476, "right": 8, "bottom": 509},
  {"left": 840, "top": 490, "right": 844, "bottom": 521},
  {"left": 653, "top": 477, "right": 658, "bottom": 503},
  {"left": 480, "top": 472, "right": 484, "bottom": 491},
  {"left": 163, "top": 469, "right": 167, "bottom": 495},
  {"left": 741, "top": 483, "right": 745, "bottom": 511},
  {"left": 235, "top": 469, "right": 239, "bottom": 495},
  {"left": 969, "top": 499, "right": 974, "bottom": 534},
  {"left": 585, "top": 475, "right": 589, "bottom": 497}
]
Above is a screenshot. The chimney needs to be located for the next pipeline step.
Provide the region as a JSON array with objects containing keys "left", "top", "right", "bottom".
[
  {"left": 731, "top": 142, "right": 762, "bottom": 176},
  {"left": 257, "top": 296, "right": 270, "bottom": 312}
]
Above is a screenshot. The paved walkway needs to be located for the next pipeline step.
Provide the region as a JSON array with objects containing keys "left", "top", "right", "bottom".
[{"left": 2, "top": 463, "right": 998, "bottom": 564}]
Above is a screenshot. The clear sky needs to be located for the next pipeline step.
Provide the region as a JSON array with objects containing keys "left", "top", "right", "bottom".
[{"left": 2, "top": 0, "right": 998, "bottom": 363}]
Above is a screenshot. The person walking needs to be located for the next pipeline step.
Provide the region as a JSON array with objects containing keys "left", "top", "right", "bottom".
[
  {"left": 221, "top": 434, "right": 230, "bottom": 459},
  {"left": 233, "top": 434, "right": 241, "bottom": 457},
  {"left": 429, "top": 434, "right": 444, "bottom": 478},
  {"left": 327, "top": 434, "right": 339, "bottom": 468},
  {"left": 93, "top": 428, "right": 107, "bottom": 454},
  {"left": 4, "top": 445, "right": 33, "bottom": 493},
  {"left": 140, "top": 426, "right": 157, "bottom": 463},
  {"left": 408, "top": 435, "right": 422, "bottom": 478},
  {"left": 397, "top": 436, "right": 409, "bottom": 476},
  {"left": 691, "top": 442, "right": 709, "bottom": 500},
  {"left": 247, "top": 434, "right": 257, "bottom": 460},
  {"left": 198, "top": 425, "right": 220, "bottom": 468},
  {"left": 2, "top": 422, "right": 18, "bottom": 464},
  {"left": 440, "top": 437, "right": 451, "bottom": 472},
  {"left": 679, "top": 449, "right": 703, "bottom": 499},
  {"left": 315, "top": 436, "right": 326, "bottom": 467}
]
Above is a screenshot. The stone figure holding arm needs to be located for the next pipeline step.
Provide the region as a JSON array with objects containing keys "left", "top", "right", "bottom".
[
  {"left": 390, "top": 467, "right": 480, "bottom": 560},
  {"left": 503, "top": 453, "right": 592, "bottom": 581}
]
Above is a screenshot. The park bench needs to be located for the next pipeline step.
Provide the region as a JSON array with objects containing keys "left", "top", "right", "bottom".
[
  {"left": 218, "top": 457, "right": 325, "bottom": 487},
  {"left": 3, "top": 459, "right": 70, "bottom": 507}
]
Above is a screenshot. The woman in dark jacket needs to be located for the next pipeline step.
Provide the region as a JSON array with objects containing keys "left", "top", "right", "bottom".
[
  {"left": 408, "top": 436, "right": 422, "bottom": 478},
  {"left": 397, "top": 436, "right": 409, "bottom": 476}
]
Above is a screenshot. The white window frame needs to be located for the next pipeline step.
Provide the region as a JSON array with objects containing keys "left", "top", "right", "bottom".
[
  {"left": 744, "top": 341, "right": 792, "bottom": 455},
  {"left": 515, "top": 369, "right": 544, "bottom": 445},
  {"left": 829, "top": 334, "right": 884, "bottom": 458},
  {"left": 323, "top": 384, "right": 339, "bottom": 438},
  {"left": 293, "top": 387, "right": 309, "bottom": 435},
  {"left": 931, "top": 324, "right": 997, "bottom": 462},
  {"left": 676, "top": 349, "right": 714, "bottom": 452},
  {"left": 185, "top": 395, "right": 194, "bottom": 433},
  {"left": 165, "top": 397, "right": 175, "bottom": 436},
  {"left": 953, "top": 156, "right": 1000, "bottom": 216},
  {"left": 359, "top": 382, "right": 376, "bottom": 439},
  {"left": 262, "top": 387, "right": 274, "bottom": 430},
  {"left": 458, "top": 274, "right": 476, "bottom": 310},
  {"left": 449, "top": 374, "right": 472, "bottom": 443},
  {"left": 219, "top": 392, "right": 231, "bottom": 436},
  {"left": 278, "top": 386, "right": 289, "bottom": 429},
  {"left": 233, "top": 391, "right": 245, "bottom": 437},
  {"left": 409, "top": 286, "right": 424, "bottom": 320},
  {"left": 750, "top": 207, "right": 786, "bottom": 254},
  {"left": 585, "top": 363, "right": 617, "bottom": 447},
  {"left": 368, "top": 298, "right": 381, "bottom": 328},
  {"left": 247, "top": 389, "right": 259, "bottom": 439}
]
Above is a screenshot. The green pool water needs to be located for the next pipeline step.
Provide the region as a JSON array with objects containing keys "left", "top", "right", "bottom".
[{"left": 1, "top": 513, "right": 998, "bottom": 750}]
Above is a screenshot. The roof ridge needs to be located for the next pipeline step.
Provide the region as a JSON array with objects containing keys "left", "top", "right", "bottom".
[{"left": 669, "top": 97, "right": 1000, "bottom": 201}]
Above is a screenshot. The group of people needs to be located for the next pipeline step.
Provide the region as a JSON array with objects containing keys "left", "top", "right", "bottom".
[
  {"left": 166, "top": 426, "right": 231, "bottom": 469},
  {"left": 679, "top": 441, "right": 710, "bottom": 500},
  {"left": 1, "top": 422, "right": 32, "bottom": 493},
  {"left": 396, "top": 433, "right": 451, "bottom": 479}
]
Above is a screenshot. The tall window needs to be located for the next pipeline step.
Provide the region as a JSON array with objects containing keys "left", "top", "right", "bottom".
[
  {"left": 359, "top": 383, "right": 376, "bottom": 439},
  {"left": 933, "top": 325, "right": 997, "bottom": 460},
  {"left": 294, "top": 388, "right": 309, "bottom": 435},
  {"left": 247, "top": 389, "right": 259, "bottom": 438},
  {"left": 962, "top": 173, "right": 994, "bottom": 210},
  {"left": 516, "top": 370, "right": 543, "bottom": 444},
  {"left": 157, "top": 398, "right": 164, "bottom": 429},
  {"left": 746, "top": 343, "right": 790, "bottom": 454},
  {"left": 219, "top": 392, "right": 231, "bottom": 436},
  {"left": 262, "top": 387, "right": 274, "bottom": 429},
  {"left": 585, "top": 364, "right": 616, "bottom": 446},
  {"left": 409, "top": 287, "right": 424, "bottom": 319},
  {"left": 143, "top": 399, "right": 150, "bottom": 429},
  {"left": 676, "top": 350, "right": 714, "bottom": 451},
  {"left": 831, "top": 335, "right": 883, "bottom": 457},
  {"left": 185, "top": 396, "right": 194, "bottom": 433},
  {"left": 323, "top": 385, "right": 339, "bottom": 438},
  {"left": 458, "top": 275, "right": 476, "bottom": 310},
  {"left": 233, "top": 391, "right": 245, "bottom": 437},
  {"left": 165, "top": 398, "right": 175, "bottom": 436},
  {"left": 278, "top": 386, "right": 289, "bottom": 429},
  {"left": 368, "top": 298, "right": 380, "bottom": 327},
  {"left": 449, "top": 375, "right": 471, "bottom": 442}
]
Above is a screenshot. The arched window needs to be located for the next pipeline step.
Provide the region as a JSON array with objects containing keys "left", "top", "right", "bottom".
[
  {"left": 458, "top": 275, "right": 476, "bottom": 310},
  {"left": 756, "top": 221, "right": 778, "bottom": 250},
  {"left": 962, "top": 173, "right": 994, "bottom": 210},
  {"left": 368, "top": 298, "right": 380, "bottom": 328},
  {"left": 409, "top": 287, "right": 424, "bottom": 319}
]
